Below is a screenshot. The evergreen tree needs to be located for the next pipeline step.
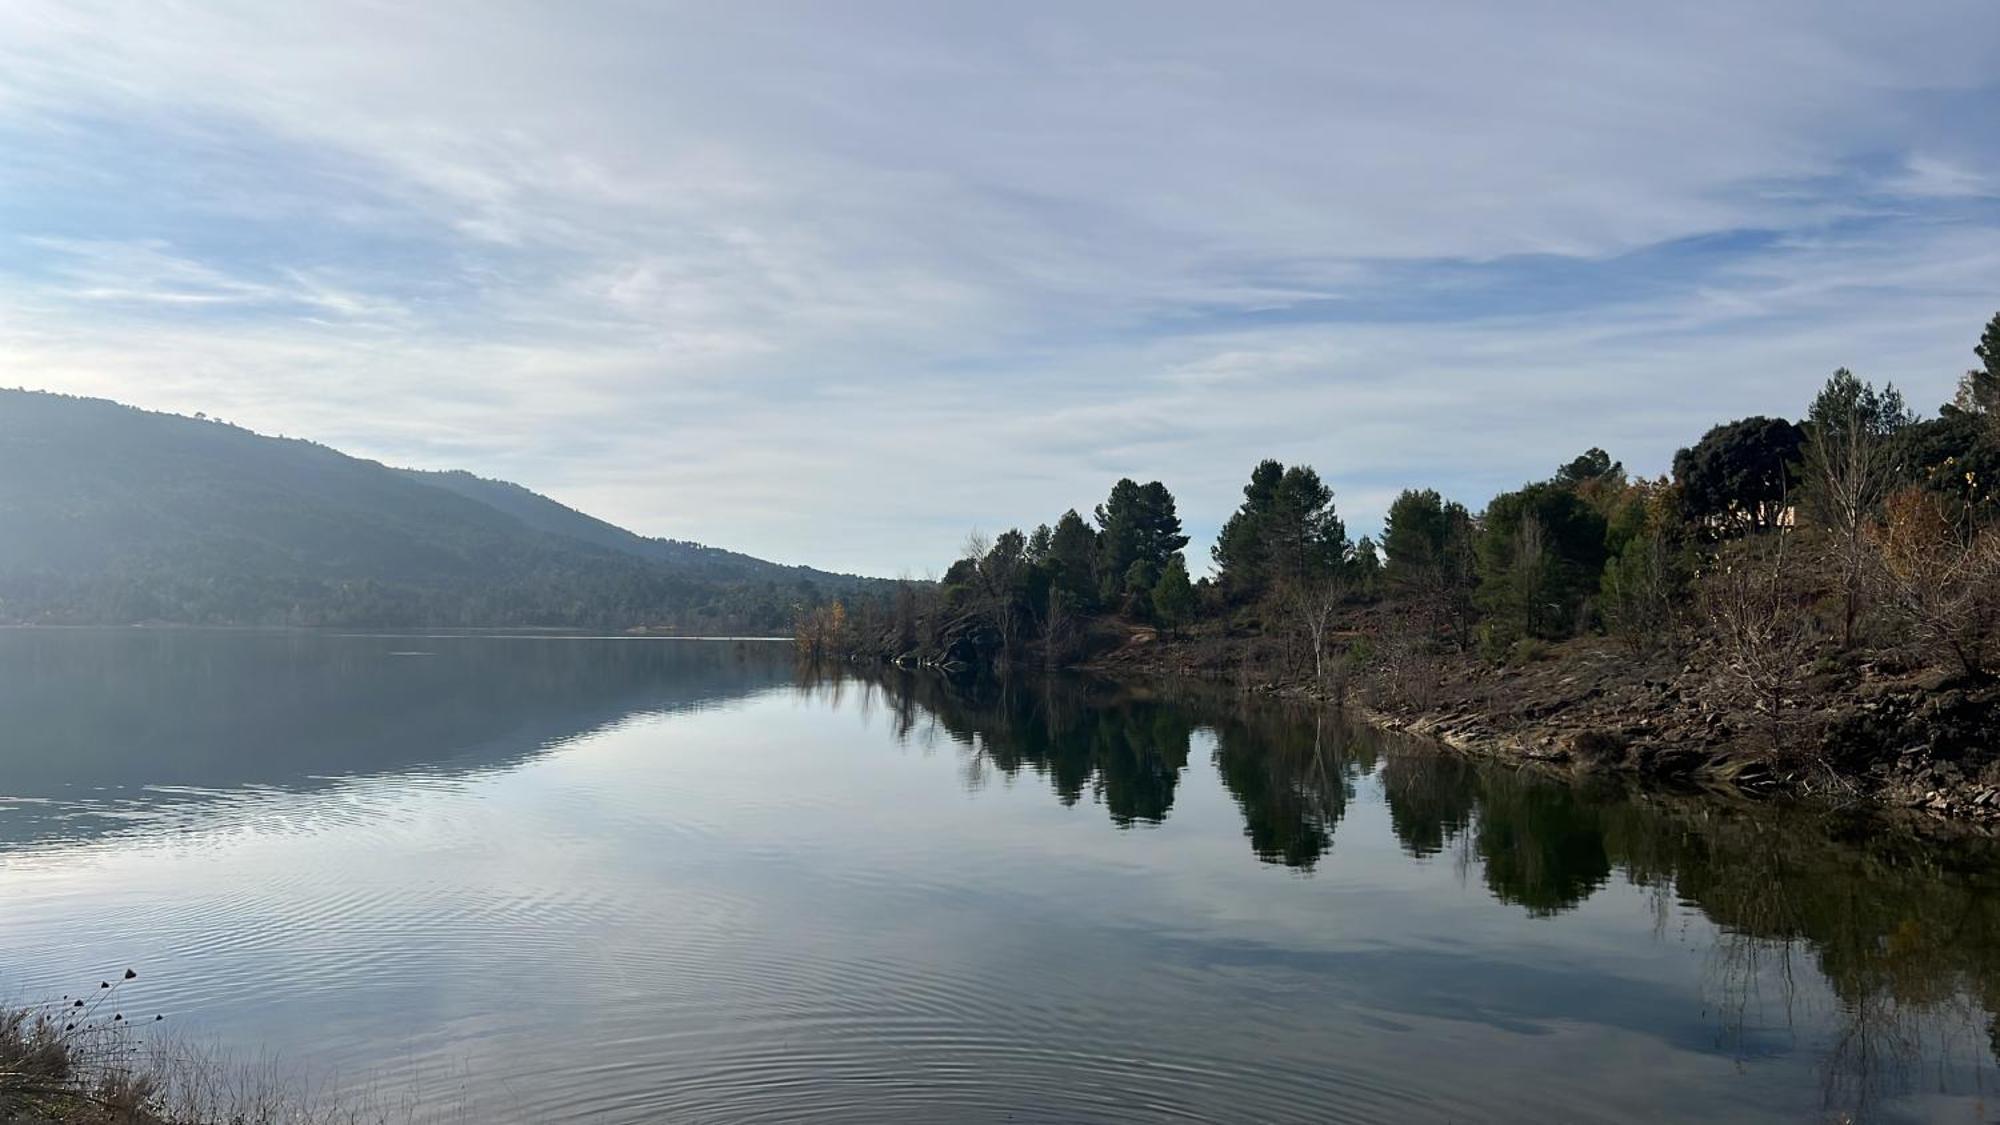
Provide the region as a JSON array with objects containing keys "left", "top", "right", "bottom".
[
  {"left": 1123, "top": 559, "right": 1160, "bottom": 616},
  {"left": 1807, "top": 368, "right": 1911, "bottom": 444},
  {"left": 1025, "top": 523, "right": 1053, "bottom": 564},
  {"left": 1152, "top": 553, "right": 1196, "bottom": 635},
  {"left": 1046, "top": 509, "right": 1101, "bottom": 606},
  {"left": 1888, "top": 408, "right": 2000, "bottom": 528},
  {"left": 1381, "top": 487, "right": 1478, "bottom": 645},
  {"left": 1133, "top": 481, "right": 1190, "bottom": 570},
  {"left": 1476, "top": 482, "right": 1609, "bottom": 647},
  {"left": 1095, "top": 479, "right": 1188, "bottom": 602},
  {"left": 1265, "top": 465, "right": 1347, "bottom": 589},
  {"left": 1350, "top": 536, "right": 1382, "bottom": 598},
  {"left": 1382, "top": 489, "right": 1453, "bottom": 586},
  {"left": 1672, "top": 416, "right": 1804, "bottom": 532},
  {"left": 1212, "top": 460, "right": 1348, "bottom": 598},
  {"left": 1554, "top": 448, "right": 1623, "bottom": 490},
  {"left": 1968, "top": 310, "right": 2000, "bottom": 414},
  {"left": 1213, "top": 460, "right": 1285, "bottom": 592},
  {"left": 1096, "top": 478, "right": 1146, "bottom": 596}
]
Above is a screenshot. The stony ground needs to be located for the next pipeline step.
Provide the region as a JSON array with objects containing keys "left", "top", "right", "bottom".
[{"left": 1085, "top": 618, "right": 2000, "bottom": 828}]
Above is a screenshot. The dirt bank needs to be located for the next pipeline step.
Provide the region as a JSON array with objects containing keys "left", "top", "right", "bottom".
[{"left": 1083, "top": 620, "right": 2000, "bottom": 827}]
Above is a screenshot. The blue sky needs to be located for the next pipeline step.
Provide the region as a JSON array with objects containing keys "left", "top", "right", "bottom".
[{"left": 2, "top": 1, "right": 1998, "bottom": 575}]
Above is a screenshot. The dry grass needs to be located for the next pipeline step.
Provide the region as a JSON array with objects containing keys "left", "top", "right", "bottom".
[{"left": 1, "top": 975, "right": 460, "bottom": 1125}]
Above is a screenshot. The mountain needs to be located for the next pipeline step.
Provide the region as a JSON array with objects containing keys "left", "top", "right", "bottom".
[
  {"left": 394, "top": 468, "right": 848, "bottom": 585},
  {"left": 0, "top": 389, "right": 880, "bottom": 630}
]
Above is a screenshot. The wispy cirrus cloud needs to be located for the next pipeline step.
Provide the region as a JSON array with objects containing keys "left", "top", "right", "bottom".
[{"left": 0, "top": 1, "right": 1997, "bottom": 572}]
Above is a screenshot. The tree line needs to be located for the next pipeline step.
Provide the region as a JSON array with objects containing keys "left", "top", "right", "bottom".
[{"left": 806, "top": 313, "right": 2000, "bottom": 701}]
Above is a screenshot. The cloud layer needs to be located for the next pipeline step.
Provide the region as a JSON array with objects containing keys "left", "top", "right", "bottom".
[{"left": 2, "top": 1, "right": 1998, "bottom": 573}]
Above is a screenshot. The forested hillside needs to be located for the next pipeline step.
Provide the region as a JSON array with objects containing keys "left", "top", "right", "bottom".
[{"left": 0, "top": 390, "right": 876, "bottom": 630}]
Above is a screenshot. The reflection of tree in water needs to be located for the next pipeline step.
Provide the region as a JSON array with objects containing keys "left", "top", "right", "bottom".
[
  {"left": 855, "top": 670, "right": 1193, "bottom": 827},
  {"left": 1602, "top": 800, "right": 2000, "bottom": 1118},
  {"left": 1381, "top": 753, "right": 2000, "bottom": 1117},
  {"left": 1209, "top": 705, "right": 1377, "bottom": 871},
  {"left": 853, "top": 666, "right": 2000, "bottom": 1116},
  {"left": 1377, "top": 750, "right": 1476, "bottom": 859},
  {"left": 1466, "top": 770, "right": 1613, "bottom": 916}
]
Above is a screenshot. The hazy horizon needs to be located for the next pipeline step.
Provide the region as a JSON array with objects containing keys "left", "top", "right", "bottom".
[{"left": 3, "top": 2, "right": 1997, "bottom": 573}]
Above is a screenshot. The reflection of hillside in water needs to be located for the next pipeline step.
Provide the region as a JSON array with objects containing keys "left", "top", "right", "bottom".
[
  {"left": 0, "top": 630, "right": 794, "bottom": 851},
  {"left": 851, "top": 666, "right": 2000, "bottom": 1116}
]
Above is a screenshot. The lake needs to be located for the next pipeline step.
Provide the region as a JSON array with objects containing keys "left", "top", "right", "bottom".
[{"left": 1, "top": 630, "right": 1996, "bottom": 1123}]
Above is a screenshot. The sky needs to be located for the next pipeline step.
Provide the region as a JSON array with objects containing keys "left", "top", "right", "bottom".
[{"left": 2, "top": 2, "right": 1998, "bottom": 576}]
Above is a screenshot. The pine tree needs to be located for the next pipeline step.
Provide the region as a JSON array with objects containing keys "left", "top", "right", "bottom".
[
  {"left": 1212, "top": 460, "right": 1347, "bottom": 599},
  {"left": 1095, "top": 479, "right": 1189, "bottom": 601},
  {"left": 1152, "top": 553, "right": 1196, "bottom": 635},
  {"left": 1958, "top": 311, "right": 2000, "bottom": 416},
  {"left": 1046, "top": 509, "right": 1100, "bottom": 605}
]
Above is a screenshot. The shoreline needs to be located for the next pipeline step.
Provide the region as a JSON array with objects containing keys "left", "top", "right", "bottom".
[{"left": 1077, "top": 627, "right": 2000, "bottom": 831}]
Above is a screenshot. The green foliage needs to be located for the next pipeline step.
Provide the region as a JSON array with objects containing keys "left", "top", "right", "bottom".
[
  {"left": 1553, "top": 448, "right": 1623, "bottom": 490},
  {"left": 1379, "top": 488, "right": 1478, "bottom": 646},
  {"left": 1382, "top": 489, "right": 1472, "bottom": 588},
  {"left": 1799, "top": 369, "right": 1915, "bottom": 648},
  {"left": 1889, "top": 408, "right": 2000, "bottom": 527},
  {"left": 1349, "top": 536, "right": 1382, "bottom": 598},
  {"left": 1151, "top": 553, "right": 1196, "bottom": 633},
  {"left": 1095, "top": 479, "right": 1188, "bottom": 602},
  {"left": 1476, "top": 480, "right": 1609, "bottom": 644},
  {"left": 1600, "top": 529, "right": 1682, "bottom": 653},
  {"left": 986, "top": 529, "right": 1029, "bottom": 589},
  {"left": 1672, "top": 416, "right": 1803, "bottom": 531},
  {"left": 1122, "top": 559, "right": 1159, "bottom": 616},
  {"left": 1025, "top": 523, "right": 1053, "bottom": 562},
  {"left": 1806, "top": 367, "right": 1913, "bottom": 443},
  {"left": 1046, "top": 509, "right": 1101, "bottom": 607},
  {"left": 1965, "top": 310, "right": 2000, "bottom": 415},
  {"left": 1212, "top": 460, "right": 1349, "bottom": 599}
]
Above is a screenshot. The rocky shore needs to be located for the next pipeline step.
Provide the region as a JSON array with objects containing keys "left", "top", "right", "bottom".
[{"left": 1084, "top": 625, "right": 2000, "bottom": 828}]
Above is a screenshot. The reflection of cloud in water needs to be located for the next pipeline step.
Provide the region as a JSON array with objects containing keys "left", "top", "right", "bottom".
[
  {"left": 0, "top": 629, "right": 795, "bottom": 852},
  {"left": 3, "top": 636, "right": 1997, "bottom": 1122}
]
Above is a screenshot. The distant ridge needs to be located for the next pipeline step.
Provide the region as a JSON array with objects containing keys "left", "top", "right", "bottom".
[
  {"left": 395, "top": 467, "right": 857, "bottom": 585},
  {"left": 0, "top": 388, "right": 880, "bottom": 629}
]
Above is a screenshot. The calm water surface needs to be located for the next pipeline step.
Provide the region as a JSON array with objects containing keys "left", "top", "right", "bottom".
[{"left": 2, "top": 630, "right": 1998, "bottom": 1123}]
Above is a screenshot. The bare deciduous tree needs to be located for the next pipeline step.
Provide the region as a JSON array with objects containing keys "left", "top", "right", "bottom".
[
  {"left": 1277, "top": 571, "right": 1347, "bottom": 695},
  {"left": 1868, "top": 488, "right": 2000, "bottom": 679},
  {"left": 1041, "top": 585, "right": 1079, "bottom": 669},
  {"left": 1375, "top": 602, "right": 1445, "bottom": 709},
  {"left": 1701, "top": 529, "right": 1819, "bottom": 755}
]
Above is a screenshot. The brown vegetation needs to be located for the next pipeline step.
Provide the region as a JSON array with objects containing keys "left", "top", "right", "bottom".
[{"left": 1, "top": 977, "right": 433, "bottom": 1125}]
